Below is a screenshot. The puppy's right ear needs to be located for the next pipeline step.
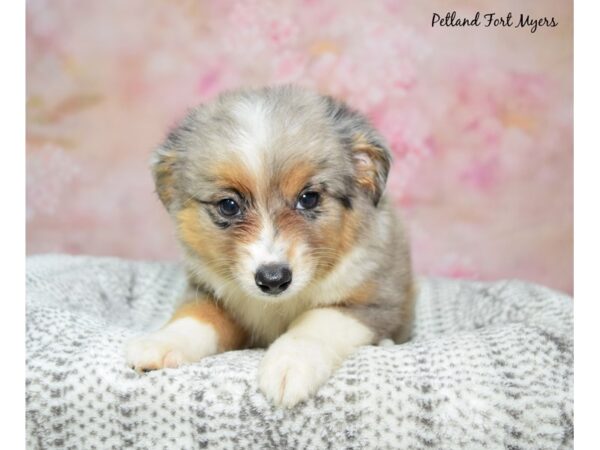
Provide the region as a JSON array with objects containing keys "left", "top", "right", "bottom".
[
  {"left": 152, "top": 111, "right": 201, "bottom": 211},
  {"left": 151, "top": 143, "right": 178, "bottom": 211}
]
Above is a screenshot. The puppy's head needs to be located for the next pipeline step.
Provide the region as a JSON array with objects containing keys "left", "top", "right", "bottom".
[{"left": 154, "top": 86, "right": 391, "bottom": 301}]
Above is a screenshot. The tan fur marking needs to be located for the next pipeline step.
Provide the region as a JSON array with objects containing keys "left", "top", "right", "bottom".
[
  {"left": 177, "top": 206, "right": 220, "bottom": 260},
  {"left": 343, "top": 280, "right": 378, "bottom": 305},
  {"left": 211, "top": 162, "right": 257, "bottom": 200},
  {"left": 171, "top": 300, "right": 248, "bottom": 351},
  {"left": 312, "top": 207, "right": 361, "bottom": 278},
  {"left": 275, "top": 208, "right": 304, "bottom": 235},
  {"left": 277, "top": 161, "right": 316, "bottom": 199},
  {"left": 177, "top": 204, "right": 261, "bottom": 273},
  {"left": 335, "top": 208, "right": 361, "bottom": 254}
]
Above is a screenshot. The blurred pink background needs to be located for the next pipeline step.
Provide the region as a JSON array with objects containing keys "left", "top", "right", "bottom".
[{"left": 26, "top": 0, "right": 573, "bottom": 293}]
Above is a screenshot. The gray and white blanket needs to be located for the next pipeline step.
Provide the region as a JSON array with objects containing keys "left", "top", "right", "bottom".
[{"left": 26, "top": 254, "right": 573, "bottom": 450}]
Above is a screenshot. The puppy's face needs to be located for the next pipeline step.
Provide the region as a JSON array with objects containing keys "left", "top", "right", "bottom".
[{"left": 154, "top": 87, "right": 391, "bottom": 302}]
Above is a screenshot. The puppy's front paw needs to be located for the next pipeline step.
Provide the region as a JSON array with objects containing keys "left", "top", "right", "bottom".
[
  {"left": 126, "top": 333, "right": 186, "bottom": 371},
  {"left": 259, "top": 334, "right": 335, "bottom": 408},
  {"left": 125, "top": 318, "right": 218, "bottom": 372}
]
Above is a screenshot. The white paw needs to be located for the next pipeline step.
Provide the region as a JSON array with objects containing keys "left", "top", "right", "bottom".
[
  {"left": 126, "top": 333, "right": 186, "bottom": 371},
  {"left": 125, "top": 318, "right": 218, "bottom": 372},
  {"left": 259, "top": 334, "right": 335, "bottom": 408}
]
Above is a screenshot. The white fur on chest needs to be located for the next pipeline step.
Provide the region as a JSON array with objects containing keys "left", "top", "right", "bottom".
[
  {"left": 223, "top": 291, "right": 310, "bottom": 346},
  {"left": 192, "top": 243, "right": 375, "bottom": 345}
]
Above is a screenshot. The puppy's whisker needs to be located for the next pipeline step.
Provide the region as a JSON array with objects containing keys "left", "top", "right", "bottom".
[{"left": 310, "top": 251, "right": 342, "bottom": 257}]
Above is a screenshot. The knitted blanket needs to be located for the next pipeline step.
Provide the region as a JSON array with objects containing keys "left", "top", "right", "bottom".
[{"left": 25, "top": 254, "right": 573, "bottom": 450}]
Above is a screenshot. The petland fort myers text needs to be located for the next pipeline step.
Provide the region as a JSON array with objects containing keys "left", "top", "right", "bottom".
[{"left": 432, "top": 11, "right": 558, "bottom": 33}]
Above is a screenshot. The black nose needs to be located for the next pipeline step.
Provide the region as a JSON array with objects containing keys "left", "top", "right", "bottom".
[{"left": 255, "top": 264, "right": 292, "bottom": 295}]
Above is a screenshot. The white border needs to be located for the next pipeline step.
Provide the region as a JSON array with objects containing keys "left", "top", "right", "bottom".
[
  {"left": 574, "top": 0, "right": 599, "bottom": 447},
  {"left": 11, "top": 0, "right": 586, "bottom": 448},
  {"left": 0, "top": 0, "right": 25, "bottom": 447}
]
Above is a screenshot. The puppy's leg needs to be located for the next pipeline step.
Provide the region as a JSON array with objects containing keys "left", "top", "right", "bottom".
[
  {"left": 126, "top": 299, "right": 246, "bottom": 371},
  {"left": 259, "top": 307, "right": 375, "bottom": 407}
]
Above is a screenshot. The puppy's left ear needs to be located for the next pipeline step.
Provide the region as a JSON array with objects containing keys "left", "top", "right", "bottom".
[
  {"left": 350, "top": 134, "right": 391, "bottom": 206},
  {"left": 326, "top": 97, "right": 392, "bottom": 206}
]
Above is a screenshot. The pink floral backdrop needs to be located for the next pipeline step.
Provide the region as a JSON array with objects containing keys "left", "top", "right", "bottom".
[{"left": 26, "top": 0, "right": 573, "bottom": 293}]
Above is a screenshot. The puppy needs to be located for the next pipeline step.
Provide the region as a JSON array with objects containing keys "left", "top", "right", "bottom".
[{"left": 126, "top": 85, "right": 414, "bottom": 407}]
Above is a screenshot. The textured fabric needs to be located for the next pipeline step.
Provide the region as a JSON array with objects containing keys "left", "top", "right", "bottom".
[{"left": 26, "top": 254, "right": 573, "bottom": 450}]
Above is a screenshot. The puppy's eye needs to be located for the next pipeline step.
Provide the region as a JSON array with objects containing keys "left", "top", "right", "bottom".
[
  {"left": 296, "top": 192, "right": 320, "bottom": 210},
  {"left": 218, "top": 198, "right": 240, "bottom": 217}
]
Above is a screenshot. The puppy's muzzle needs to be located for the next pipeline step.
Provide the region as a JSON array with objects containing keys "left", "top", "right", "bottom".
[{"left": 255, "top": 264, "right": 292, "bottom": 295}]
